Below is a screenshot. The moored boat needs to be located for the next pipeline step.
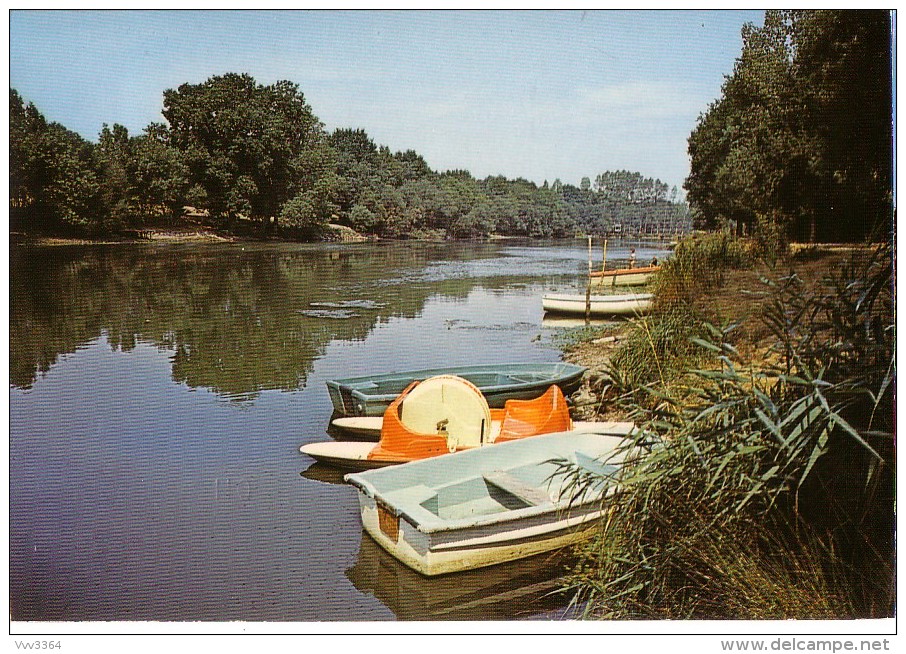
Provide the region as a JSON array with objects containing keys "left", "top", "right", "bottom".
[
  {"left": 326, "top": 362, "right": 586, "bottom": 417},
  {"left": 541, "top": 292, "right": 653, "bottom": 316},
  {"left": 590, "top": 264, "right": 659, "bottom": 287},
  {"left": 345, "top": 429, "right": 644, "bottom": 576},
  {"left": 303, "top": 376, "right": 619, "bottom": 470}
]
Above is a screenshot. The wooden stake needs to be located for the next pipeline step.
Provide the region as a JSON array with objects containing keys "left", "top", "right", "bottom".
[{"left": 585, "top": 236, "right": 592, "bottom": 324}]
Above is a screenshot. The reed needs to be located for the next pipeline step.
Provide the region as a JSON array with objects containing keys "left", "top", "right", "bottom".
[{"left": 564, "top": 240, "right": 894, "bottom": 619}]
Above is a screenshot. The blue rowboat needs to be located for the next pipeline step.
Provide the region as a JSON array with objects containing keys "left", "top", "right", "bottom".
[{"left": 326, "top": 362, "right": 586, "bottom": 417}]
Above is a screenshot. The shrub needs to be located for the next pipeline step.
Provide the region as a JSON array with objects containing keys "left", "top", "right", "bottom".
[
  {"left": 606, "top": 307, "right": 709, "bottom": 398},
  {"left": 565, "top": 247, "right": 894, "bottom": 619},
  {"left": 653, "top": 231, "right": 757, "bottom": 307}
]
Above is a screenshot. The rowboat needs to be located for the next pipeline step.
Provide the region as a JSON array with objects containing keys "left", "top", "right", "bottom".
[
  {"left": 326, "top": 362, "right": 586, "bottom": 417},
  {"left": 589, "top": 264, "right": 659, "bottom": 287},
  {"left": 303, "top": 375, "right": 624, "bottom": 471},
  {"left": 542, "top": 292, "right": 653, "bottom": 316},
  {"left": 345, "top": 428, "right": 643, "bottom": 575}
]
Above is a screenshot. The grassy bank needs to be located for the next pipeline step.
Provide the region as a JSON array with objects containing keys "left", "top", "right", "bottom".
[{"left": 562, "top": 233, "right": 894, "bottom": 619}]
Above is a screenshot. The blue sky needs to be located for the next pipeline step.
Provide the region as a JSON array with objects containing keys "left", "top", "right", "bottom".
[{"left": 10, "top": 9, "right": 764, "bottom": 193}]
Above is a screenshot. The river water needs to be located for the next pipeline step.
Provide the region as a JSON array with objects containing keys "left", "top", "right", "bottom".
[{"left": 9, "top": 238, "right": 666, "bottom": 622}]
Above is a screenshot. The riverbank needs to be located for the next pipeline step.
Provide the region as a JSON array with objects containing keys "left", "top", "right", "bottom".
[
  {"left": 562, "top": 242, "right": 883, "bottom": 422},
  {"left": 11, "top": 227, "right": 237, "bottom": 246},
  {"left": 557, "top": 235, "right": 894, "bottom": 620},
  {"left": 11, "top": 224, "right": 686, "bottom": 248},
  {"left": 11, "top": 222, "right": 374, "bottom": 246}
]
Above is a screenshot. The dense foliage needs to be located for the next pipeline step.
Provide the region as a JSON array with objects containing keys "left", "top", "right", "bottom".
[
  {"left": 10, "top": 89, "right": 102, "bottom": 233},
  {"left": 686, "top": 10, "right": 893, "bottom": 243},
  {"left": 566, "top": 236, "right": 894, "bottom": 619},
  {"left": 10, "top": 76, "right": 688, "bottom": 240}
]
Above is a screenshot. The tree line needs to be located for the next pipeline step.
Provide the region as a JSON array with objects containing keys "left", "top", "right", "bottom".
[
  {"left": 686, "top": 10, "right": 893, "bottom": 243},
  {"left": 10, "top": 75, "right": 688, "bottom": 241}
]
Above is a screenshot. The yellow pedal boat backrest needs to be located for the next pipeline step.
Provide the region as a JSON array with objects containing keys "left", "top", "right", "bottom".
[{"left": 369, "top": 375, "right": 492, "bottom": 461}]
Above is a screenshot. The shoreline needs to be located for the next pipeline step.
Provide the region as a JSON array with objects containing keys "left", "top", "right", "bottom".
[
  {"left": 11, "top": 228, "right": 238, "bottom": 247},
  {"left": 10, "top": 226, "right": 694, "bottom": 248},
  {"left": 556, "top": 243, "right": 881, "bottom": 424}
]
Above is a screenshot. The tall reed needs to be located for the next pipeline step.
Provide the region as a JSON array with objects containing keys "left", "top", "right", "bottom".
[{"left": 565, "top": 241, "right": 894, "bottom": 619}]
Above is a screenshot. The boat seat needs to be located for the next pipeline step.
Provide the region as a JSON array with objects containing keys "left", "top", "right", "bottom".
[
  {"left": 574, "top": 451, "right": 620, "bottom": 480},
  {"left": 385, "top": 484, "right": 438, "bottom": 507},
  {"left": 399, "top": 375, "right": 492, "bottom": 449},
  {"left": 483, "top": 470, "right": 551, "bottom": 506},
  {"left": 495, "top": 385, "right": 572, "bottom": 442}
]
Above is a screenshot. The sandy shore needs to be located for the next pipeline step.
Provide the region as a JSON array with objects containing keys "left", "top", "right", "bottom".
[{"left": 11, "top": 228, "right": 237, "bottom": 246}]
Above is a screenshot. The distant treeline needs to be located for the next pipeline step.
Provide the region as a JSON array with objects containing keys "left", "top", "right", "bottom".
[
  {"left": 9, "top": 79, "right": 688, "bottom": 241},
  {"left": 11, "top": 11, "right": 890, "bottom": 244}
]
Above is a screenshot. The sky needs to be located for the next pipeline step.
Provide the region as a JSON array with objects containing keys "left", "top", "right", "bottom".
[{"left": 9, "top": 9, "right": 765, "bottom": 193}]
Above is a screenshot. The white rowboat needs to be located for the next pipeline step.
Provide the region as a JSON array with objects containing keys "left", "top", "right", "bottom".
[{"left": 542, "top": 292, "right": 653, "bottom": 316}]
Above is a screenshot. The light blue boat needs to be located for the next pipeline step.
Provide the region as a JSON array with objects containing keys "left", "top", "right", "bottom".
[
  {"left": 326, "top": 362, "right": 586, "bottom": 417},
  {"left": 345, "top": 426, "right": 642, "bottom": 576}
]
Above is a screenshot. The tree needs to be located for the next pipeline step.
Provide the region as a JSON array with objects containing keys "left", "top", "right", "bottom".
[
  {"left": 686, "top": 10, "right": 892, "bottom": 242},
  {"left": 790, "top": 10, "right": 893, "bottom": 241},
  {"left": 133, "top": 124, "right": 191, "bottom": 221},
  {"left": 162, "top": 73, "right": 323, "bottom": 224},
  {"left": 10, "top": 89, "right": 102, "bottom": 232}
]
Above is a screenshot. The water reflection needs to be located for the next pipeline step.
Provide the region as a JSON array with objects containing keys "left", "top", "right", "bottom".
[
  {"left": 10, "top": 241, "right": 584, "bottom": 398},
  {"left": 10, "top": 238, "right": 666, "bottom": 621},
  {"left": 346, "top": 529, "right": 579, "bottom": 621},
  {"left": 300, "top": 461, "right": 348, "bottom": 485}
]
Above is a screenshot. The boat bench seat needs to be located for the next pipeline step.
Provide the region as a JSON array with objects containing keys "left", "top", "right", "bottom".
[
  {"left": 507, "top": 375, "right": 543, "bottom": 384},
  {"left": 385, "top": 484, "right": 438, "bottom": 507},
  {"left": 484, "top": 470, "right": 551, "bottom": 506}
]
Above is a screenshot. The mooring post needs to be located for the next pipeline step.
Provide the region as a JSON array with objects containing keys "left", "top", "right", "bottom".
[{"left": 585, "top": 235, "right": 592, "bottom": 324}]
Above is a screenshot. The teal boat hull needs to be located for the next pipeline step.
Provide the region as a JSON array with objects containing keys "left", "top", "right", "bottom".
[{"left": 326, "top": 362, "right": 586, "bottom": 417}]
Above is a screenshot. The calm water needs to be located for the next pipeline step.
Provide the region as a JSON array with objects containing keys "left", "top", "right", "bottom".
[{"left": 9, "top": 239, "right": 666, "bottom": 622}]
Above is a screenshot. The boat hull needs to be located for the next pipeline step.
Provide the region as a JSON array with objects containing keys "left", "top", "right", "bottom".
[
  {"left": 590, "top": 266, "right": 658, "bottom": 287},
  {"left": 330, "top": 416, "right": 632, "bottom": 441},
  {"left": 357, "top": 492, "right": 606, "bottom": 576},
  {"left": 327, "top": 362, "right": 586, "bottom": 417},
  {"left": 299, "top": 441, "right": 395, "bottom": 470},
  {"left": 305, "top": 421, "right": 635, "bottom": 470},
  {"left": 542, "top": 293, "right": 653, "bottom": 316},
  {"left": 346, "top": 430, "right": 638, "bottom": 575}
]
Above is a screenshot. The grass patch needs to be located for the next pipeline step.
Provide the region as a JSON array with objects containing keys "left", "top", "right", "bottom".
[{"left": 552, "top": 323, "right": 620, "bottom": 351}]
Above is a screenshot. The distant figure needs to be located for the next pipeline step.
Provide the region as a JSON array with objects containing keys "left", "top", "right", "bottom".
[
  {"left": 651, "top": 256, "right": 659, "bottom": 267},
  {"left": 628, "top": 247, "right": 637, "bottom": 269}
]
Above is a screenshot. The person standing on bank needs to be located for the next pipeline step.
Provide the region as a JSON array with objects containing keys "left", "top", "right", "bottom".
[{"left": 628, "top": 247, "right": 637, "bottom": 269}]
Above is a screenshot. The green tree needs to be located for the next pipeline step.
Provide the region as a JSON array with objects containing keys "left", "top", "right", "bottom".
[
  {"left": 162, "top": 73, "right": 323, "bottom": 224},
  {"left": 133, "top": 124, "right": 191, "bottom": 221},
  {"left": 686, "top": 10, "right": 892, "bottom": 242},
  {"left": 10, "top": 89, "right": 102, "bottom": 232},
  {"left": 790, "top": 10, "right": 893, "bottom": 241}
]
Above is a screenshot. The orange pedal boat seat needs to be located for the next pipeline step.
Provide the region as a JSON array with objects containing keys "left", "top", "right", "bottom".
[
  {"left": 368, "top": 375, "right": 492, "bottom": 463},
  {"left": 367, "top": 375, "right": 573, "bottom": 463},
  {"left": 496, "top": 384, "right": 572, "bottom": 442}
]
